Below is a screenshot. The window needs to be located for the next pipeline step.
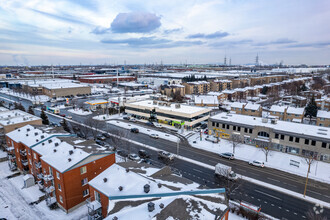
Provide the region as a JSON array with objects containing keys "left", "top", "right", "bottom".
[
  {"left": 58, "top": 184, "right": 61, "bottom": 191},
  {"left": 33, "top": 153, "right": 36, "bottom": 160},
  {"left": 289, "top": 136, "right": 293, "bottom": 142},
  {"left": 274, "top": 133, "right": 279, "bottom": 139},
  {"left": 59, "top": 195, "right": 63, "bottom": 203},
  {"left": 49, "top": 167, "right": 53, "bottom": 176},
  {"left": 212, "top": 122, "right": 215, "bottom": 126},
  {"left": 233, "top": 126, "right": 236, "bottom": 131},
  {"left": 95, "top": 191, "right": 101, "bottom": 203},
  {"left": 80, "top": 166, "right": 87, "bottom": 174},
  {"left": 226, "top": 124, "right": 230, "bottom": 129},
  {"left": 258, "top": 131, "right": 269, "bottom": 138},
  {"left": 295, "top": 137, "right": 300, "bottom": 143},
  {"left": 311, "top": 140, "right": 316, "bottom": 146},
  {"left": 81, "top": 178, "right": 88, "bottom": 186},
  {"left": 237, "top": 127, "right": 241, "bottom": 132},
  {"left": 83, "top": 189, "right": 89, "bottom": 197},
  {"left": 322, "top": 142, "right": 327, "bottom": 148},
  {"left": 29, "top": 159, "right": 32, "bottom": 165},
  {"left": 280, "top": 134, "right": 285, "bottom": 140},
  {"left": 244, "top": 128, "right": 248, "bottom": 133},
  {"left": 249, "top": 129, "right": 253, "bottom": 134},
  {"left": 222, "top": 124, "right": 225, "bottom": 128},
  {"left": 56, "top": 172, "right": 60, "bottom": 180},
  {"left": 216, "top": 123, "right": 219, "bottom": 127},
  {"left": 28, "top": 149, "right": 30, "bottom": 155},
  {"left": 305, "top": 139, "right": 309, "bottom": 145}
]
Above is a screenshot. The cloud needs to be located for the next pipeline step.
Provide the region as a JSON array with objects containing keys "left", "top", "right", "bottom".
[
  {"left": 187, "top": 31, "right": 229, "bottom": 39},
  {"left": 285, "top": 41, "right": 330, "bottom": 48},
  {"left": 91, "top": 26, "right": 110, "bottom": 35},
  {"left": 163, "top": 28, "right": 183, "bottom": 34},
  {"left": 254, "top": 38, "right": 297, "bottom": 46},
  {"left": 30, "top": 9, "right": 90, "bottom": 26},
  {"left": 101, "top": 37, "right": 203, "bottom": 48},
  {"left": 110, "top": 12, "right": 161, "bottom": 33},
  {"left": 209, "top": 39, "right": 253, "bottom": 48}
]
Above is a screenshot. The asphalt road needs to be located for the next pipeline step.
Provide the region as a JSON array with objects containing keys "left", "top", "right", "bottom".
[{"left": 1, "top": 92, "right": 329, "bottom": 219}]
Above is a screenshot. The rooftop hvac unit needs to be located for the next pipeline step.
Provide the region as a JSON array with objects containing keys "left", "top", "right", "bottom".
[
  {"left": 153, "top": 101, "right": 158, "bottom": 105},
  {"left": 166, "top": 103, "right": 171, "bottom": 107},
  {"left": 271, "top": 118, "right": 277, "bottom": 124},
  {"left": 262, "top": 118, "right": 268, "bottom": 123},
  {"left": 175, "top": 104, "right": 181, "bottom": 108}
]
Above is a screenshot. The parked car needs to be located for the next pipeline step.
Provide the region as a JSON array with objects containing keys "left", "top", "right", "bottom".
[
  {"left": 128, "top": 153, "right": 141, "bottom": 162},
  {"left": 140, "top": 158, "right": 152, "bottom": 164},
  {"left": 129, "top": 118, "right": 137, "bottom": 122},
  {"left": 96, "top": 135, "right": 106, "bottom": 141},
  {"left": 249, "top": 160, "right": 265, "bottom": 168},
  {"left": 104, "top": 144, "right": 116, "bottom": 152},
  {"left": 201, "top": 124, "right": 208, "bottom": 129},
  {"left": 117, "top": 150, "right": 128, "bottom": 158},
  {"left": 102, "top": 133, "right": 111, "bottom": 138},
  {"left": 150, "top": 134, "right": 159, "bottom": 139},
  {"left": 138, "top": 150, "right": 150, "bottom": 158},
  {"left": 203, "top": 129, "right": 209, "bottom": 134},
  {"left": 60, "top": 114, "right": 66, "bottom": 117},
  {"left": 66, "top": 115, "right": 72, "bottom": 119},
  {"left": 154, "top": 123, "right": 162, "bottom": 128},
  {"left": 146, "top": 122, "right": 154, "bottom": 126},
  {"left": 219, "top": 152, "right": 235, "bottom": 160},
  {"left": 123, "top": 116, "right": 130, "bottom": 120},
  {"left": 158, "top": 151, "right": 175, "bottom": 161},
  {"left": 95, "top": 139, "right": 105, "bottom": 146},
  {"left": 205, "top": 135, "right": 219, "bottom": 143},
  {"left": 130, "top": 128, "right": 139, "bottom": 133}
]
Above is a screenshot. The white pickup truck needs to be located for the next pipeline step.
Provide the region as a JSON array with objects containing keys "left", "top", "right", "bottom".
[{"left": 215, "top": 163, "right": 238, "bottom": 180}]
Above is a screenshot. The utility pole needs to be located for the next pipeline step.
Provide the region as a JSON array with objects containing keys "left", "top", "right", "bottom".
[
  {"left": 176, "top": 139, "right": 180, "bottom": 156},
  {"left": 303, "top": 156, "right": 312, "bottom": 197}
]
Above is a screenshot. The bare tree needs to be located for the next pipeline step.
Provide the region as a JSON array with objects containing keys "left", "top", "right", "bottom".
[
  {"left": 306, "top": 208, "right": 327, "bottom": 220},
  {"left": 84, "top": 117, "right": 101, "bottom": 139},
  {"left": 229, "top": 134, "right": 243, "bottom": 154},
  {"left": 259, "top": 141, "right": 272, "bottom": 162},
  {"left": 302, "top": 151, "right": 316, "bottom": 197}
]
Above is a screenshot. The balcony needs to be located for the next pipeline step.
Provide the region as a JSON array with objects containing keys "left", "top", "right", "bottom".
[
  {"left": 7, "top": 154, "right": 16, "bottom": 160},
  {"left": 37, "top": 180, "right": 44, "bottom": 190},
  {"left": 44, "top": 174, "right": 54, "bottom": 182},
  {"left": 21, "top": 159, "right": 28, "bottom": 167},
  {"left": 35, "top": 162, "right": 42, "bottom": 169},
  {"left": 20, "top": 149, "right": 27, "bottom": 157},
  {"left": 86, "top": 198, "right": 102, "bottom": 220},
  {"left": 37, "top": 173, "right": 44, "bottom": 179},
  {"left": 45, "top": 186, "right": 55, "bottom": 194}
]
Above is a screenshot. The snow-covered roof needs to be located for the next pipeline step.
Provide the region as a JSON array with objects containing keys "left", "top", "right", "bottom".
[
  {"left": 210, "top": 112, "right": 330, "bottom": 140},
  {"left": 286, "top": 107, "right": 304, "bottom": 115},
  {"left": 213, "top": 79, "right": 232, "bottom": 83},
  {"left": 194, "top": 96, "right": 219, "bottom": 105},
  {"left": 244, "top": 103, "right": 261, "bottom": 111},
  {"left": 0, "top": 110, "right": 41, "bottom": 127},
  {"left": 230, "top": 102, "right": 245, "bottom": 109},
  {"left": 24, "top": 79, "right": 89, "bottom": 89},
  {"left": 269, "top": 105, "right": 287, "bottom": 113},
  {"left": 187, "top": 81, "right": 209, "bottom": 85},
  {"left": 317, "top": 110, "right": 330, "bottom": 119}
]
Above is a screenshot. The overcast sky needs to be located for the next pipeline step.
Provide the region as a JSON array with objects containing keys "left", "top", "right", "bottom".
[{"left": 0, "top": 0, "right": 329, "bottom": 66}]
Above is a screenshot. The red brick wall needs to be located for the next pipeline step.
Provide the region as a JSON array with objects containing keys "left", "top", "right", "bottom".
[{"left": 89, "top": 187, "right": 109, "bottom": 218}]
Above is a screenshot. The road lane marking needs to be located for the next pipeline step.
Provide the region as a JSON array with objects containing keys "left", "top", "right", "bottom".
[
  {"left": 267, "top": 177, "right": 280, "bottom": 182},
  {"left": 286, "top": 209, "right": 290, "bottom": 212},
  {"left": 235, "top": 168, "right": 247, "bottom": 172},
  {"left": 271, "top": 204, "right": 274, "bottom": 206},
  {"left": 254, "top": 189, "right": 282, "bottom": 201},
  {"left": 193, "top": 168, "right": 204, "bottom": 173},
  {"left": 294, "top": 213, "right": 297, "bottom": 215},
  {"left": 309, "top": 190, "right": 322, "bottom": 196},
  {"left": 278, "top": 207, "right": 282, "bottom": 209}
]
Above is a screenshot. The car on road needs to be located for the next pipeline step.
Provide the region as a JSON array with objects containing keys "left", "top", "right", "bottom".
[
  {"left": 96, "top": 134, "right": 106, "bottom": 141},
  {"left": 153, "top": 123, "right": 162, "bottom": 128},
  {"left": 102, "top": 133, "right": 111, "bottom": 138},
  {"left": 219, "top": 152, "right": 235, "bottom": 160},
  {"left": 249, "top": 160, "right": 265, "bottom": 168},
  {"left": 129, "top": 118, "right": 137, "bottom": 122},
  {"left": 95, "top": 139, "right": 105, "bottom": 145},
  {"left": 205, "top": 135, "right": 219, "bottom": 143},
  {"left": 104, "top": 144, "right": 116, "bottom": 152},
  {"left": 128, "top": 153, "right": 141, "bottom": 162},
  {"left": 146, "top": 122, "right": 154, "bottom": 126},
  {"left": 130, "top": 128, "right": 139, "bottom": 133},
  {"left": 203, "top": 129, "right": 209, "bottom": 134},
  {"left": 149, "top": 134, "right": 159, "bottom": 139},
  {"left": 123, "top": 116, "right": 130, "bottom": 120},
  {"left": 140, "top": 158, "right": 152, "bottom": 164},
  {"left": 60, "top": 114, "right": 66, "bottom": 117},
  {"left": 158, "top": 151, "right": 175, "bottom": 161},
  {"left": 117, "top": 150, "right": 128, "bottom": 158},
  {"left": 66, "top": 115, "right": 72, "bottom": 119},
  {"left": 138, "top": 150, "right": 150, "bottom": 158}
]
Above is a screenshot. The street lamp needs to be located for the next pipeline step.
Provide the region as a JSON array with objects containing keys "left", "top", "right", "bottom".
[{"left": 176, "top": 139, "right": 180, "bottom": 156}]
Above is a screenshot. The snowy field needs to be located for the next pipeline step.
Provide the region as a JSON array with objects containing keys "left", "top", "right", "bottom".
[
  {"left": 0, "top": 149, "right": 7, "bottom": 159},
  {"left": 68, "top": 108, "right": 92, "bottom": 115},
  {"left": 108, "top": 120, "right": 179, "bottom": 142},
  {"left": 0, "top": 88, "right": 50, "bottom": 102},
  {"left": 0, "top": 161, "right": 88, "bottom": 220},
  {"left": 189, "top": 133, "right": 330, "bottom": 183},
  {"left": 93, "top": 114, "right": 122, "bottom": 121}
]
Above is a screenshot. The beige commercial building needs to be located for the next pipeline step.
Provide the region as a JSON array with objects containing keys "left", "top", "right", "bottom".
[
  {"left": 210, "top": 80, "right": 232, "bottom": 92},
  {"left": 208, "top": 112, "right": 330, "bottom": 162},
  {"left": 183, "top": 81, "right": 210, "bottom": 95}
]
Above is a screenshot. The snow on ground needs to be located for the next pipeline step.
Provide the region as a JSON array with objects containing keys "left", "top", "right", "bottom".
[
  {"left": 93, "top": 114, "right": 122, "bottom": 121},
  {"left": 68, "top": 108, "right": 92, "bottom": 115},
  {"left": 0, "top": 149, "right": 7, "bottom": 158},
  {"left": 0, "top": 88, "right": 50, "bottom": 102},
  {"left": 189, "top": 133, "right": 330, "bottom": 183},
  {"left": 0, "top": 161, "right": 88, "bottom": 220},
  {"left": 108, "top": 120, "right": 179, "bottom": 142}
]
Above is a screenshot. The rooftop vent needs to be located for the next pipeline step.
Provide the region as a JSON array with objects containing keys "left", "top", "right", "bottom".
[
  {"left": 118, "top": 186, "right": 123, "bottom": 191},
  {"left": 148, "top": 202, "right": 155, "bottom": 212},
  {"left": 221, "top": 116, "right": 228, "bottom": 119},
  {"left": 27, "top": 128, "right": 30, "bottom": 132},
  {"left": 318, "top": 128, "right": 328, "bottom": 132},
  {"left": 158, "top": 183, "right": 162, "bottom": 188},
  {"left": 68, "top": 158, "right": 72, "bottom": 162},
  {"left": 126, "top": 168, "right": 129, "bottom": 173},
  {"left": 113, "top": 217, "right": 118, "bottom": 220},
  {"left": 144, "top": 184, "right": 150, "bottom": 193},
  {"left": 42, "top": 143, "right": 45, "bottom": 146},
  {"left": 41, "top": 135, "right": 44, "bottom": 139},
  {"left": 159, "top": 203, "right": 164, "bottom": 209},
  {"left": 175, "top": 103, "right": 181, "bottom": 109},
  {"left": 69, "top": 150, "right": 73, "bottom": 155},
  {"left": 53, "top": 149, "right": 57, "bottom": 152},
  {"left": 26, "top": 134, "right": 29, "bottom": 136},
  {"left": 48, "top": 139, "right": 52, "bottom": 144},
  {"left": 18, "top": 129, "right": 20, "bottom": 132},
  {"left": 317, "top": 132, "right": 327, "bottom": 135},
  {"left": 55, "top": 143, "right": 59, "bottom": 147},
  {"left": 60, "top": 139, "right": 64, "bottom": 142},
  {"left": 36, "top": 139, "right": 38, "bottom": 142},
  {"left": 103, "top": 178, "right": 107, "bottom": 183},
  {"left": 262, "top": 118, "right": 268, "bottom": 123}
]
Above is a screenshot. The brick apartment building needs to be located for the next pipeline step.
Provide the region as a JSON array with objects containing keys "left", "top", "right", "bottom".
[
  {"left": 6, "top": 125, "right": 115, "bottom": 212},
  {"left": 269, "top": 105, "right": 304, "bottom": 122},
  {"left": 183, "top": 81, "right": 210, "bottom": 94},
  {"left": 210, "top": 79, "right": 232, "bottom": 91}
]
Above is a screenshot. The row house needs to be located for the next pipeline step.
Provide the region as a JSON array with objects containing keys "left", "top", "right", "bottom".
[
  {"left": 183, "top": 81, "right": 210, "bottom": 95},
  {"left": 160, "top": 84, "right": 185, "bottom": 97},
  {"left": 303, "top": 91, "right": 322, "bottom": 100},
  {"left": 316, "top": 111, "right": 330, "bottom": 127},
  {"left": 231, "top": 78, "right": 249, "bottom": 89},
  {"left": 282, "top": 95, "right": 307, "bottom": 108},
  {"left": 87, "top": 162, "right": 229, "bottom": 220},
  {"left": 230, "top": 102, "right": 262, "bottom": 117},
  {"left": 210, "top": 79, "right": 232, "bottom": 92},
  {"left": 269, "top": 105, "right": 304, "bottom": 122},
  {"left": 6, "top": 125, "right": 115, "bottom": 213},
  {"left": 316, "top": 98, "right": 330, "bottom": 111}
]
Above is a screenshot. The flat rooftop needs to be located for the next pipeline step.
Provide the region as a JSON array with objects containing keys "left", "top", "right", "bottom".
[{"left": 0, "top": 110, "right": 40, "bottom": 126}]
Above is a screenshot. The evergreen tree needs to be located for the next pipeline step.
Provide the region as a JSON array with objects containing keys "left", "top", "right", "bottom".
[
  {"left": 61, "top": 119, "right": 70, "bottom": 133},
  {"left": 261, "top": 86, "right": 268, "bottom": 95},
  {"left": 40, "top": 110, "right": 49, "bottom": 125},
  {"left": 28, "top": 106, "right": 34, "bottom": 115},
  {"left": 17, "top": 103, "right": 25, "bottom": 112},
  {"left": 14, "top": 102, "right": 19, "bottom": 109},
  {"left": 305, "top": 97, "right": 318, "bottom": 123}
]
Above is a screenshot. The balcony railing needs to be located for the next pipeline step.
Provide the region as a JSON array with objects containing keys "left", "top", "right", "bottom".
[
  {"left": 20, "top": 150, "right": 27, "bottom": 157},
  {"left": 44, "top": 174, "right": 54, "bottom": 182},
  {"left": 37, "top": 180, "right": 44, "bottom": 190},
  {"left": 37, "top": 173, "right": 44, "bottom": 179},
  {"left": 21, "top": 159, "right": 28, "bottom": 166},
  {"left": 86, "top": 198, "right": 102, "bottom": 220},
  {"left": 35, "top": 162, "right": 42, "bottom": 169}
]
